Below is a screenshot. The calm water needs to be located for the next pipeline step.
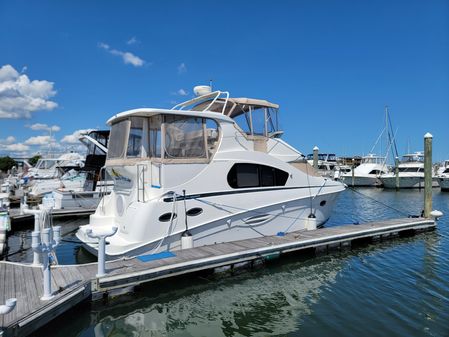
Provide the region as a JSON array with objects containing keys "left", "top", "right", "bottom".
[{"left": 8, "top": 188, "right": 449, "bottom": 337}]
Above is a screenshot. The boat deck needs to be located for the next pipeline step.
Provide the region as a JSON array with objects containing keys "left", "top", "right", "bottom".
[{"left": 0, "top": 217, "right": 436, "bottom": 337}]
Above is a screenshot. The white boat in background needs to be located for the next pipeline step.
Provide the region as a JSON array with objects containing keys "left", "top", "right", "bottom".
[
  {"left": 24, "top": 152, "right": 86, "bottom": 196},
  {"left": 77, "top": 86, "right": 345, "bottom": 258},
  {"left": 306, "top": 153, "right": 337, "bottom": 178},
  {"left": 24, "top": 152, "right": 84, "bottom": 180},
  {"left": 333, "top": 165, "right": 352, "bottom": 181},
  {"left": 436, "top": 160, "right": 449, "bottom": 191},
  {"left": 340, "top": 154, "right": 390, "bottom": 187},
  {"left": 380, "top": 152, "right": 427, "bottom": 188},
  {"left": 52, "top": 130, "right": 113, "bottom": 210}
]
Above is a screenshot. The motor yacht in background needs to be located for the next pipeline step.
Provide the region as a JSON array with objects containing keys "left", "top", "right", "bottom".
[
  {"left": 26, "top": 152, "right": 86, "bottom": 196},
  {"left": 341, "top": 106, "right": 397, "bottom": 187},
  {"left": 77, "top": 86, "right": 346, "bottom": 258},
  {"left": 51, "top": 130, "right": 114, "bottom": 210},
  {"left": 306, "top": 153, "right": 337, "bottom": 178},
  {"left": 340, "top": 154, "right": 390, "bottom": 187},
  {"left": 436, "top": 159, "right": 449, "bottom": 191},
  {"left": 380, "top": 152, "right": 428, "bottom": 188}
]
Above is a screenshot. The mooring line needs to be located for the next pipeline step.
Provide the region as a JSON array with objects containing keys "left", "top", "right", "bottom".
[{"left": 347, "top": 186, "right": 415, "bottom": 217}]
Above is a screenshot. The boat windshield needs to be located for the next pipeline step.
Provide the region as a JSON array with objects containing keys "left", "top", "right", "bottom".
[
  {"left": 362, "top": 157, "right": 383, "bottom": 164},
  {"left": 401, "top": 154, "right": 424, "bottom": 163},
  {"left": 191, "top": 98, "right": 282, "bottom": 138},
  {"left": 35, "top": 159, "right": 57, "bottom": 170},
  {"left": 108, "top": 114, "right": 219, "bottom": 161}
]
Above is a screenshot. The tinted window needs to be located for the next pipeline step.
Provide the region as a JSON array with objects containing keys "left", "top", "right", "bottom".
[{"left": 227, "top": 163, "right": 288, "bottom": 188}]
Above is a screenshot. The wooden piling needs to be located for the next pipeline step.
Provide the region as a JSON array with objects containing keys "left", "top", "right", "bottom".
[
  {"left": 312, "top": 146, "right": 319, "bottom": 170},
  {"left": 424, "top": 133, "right": 433, "bottom": 218}
]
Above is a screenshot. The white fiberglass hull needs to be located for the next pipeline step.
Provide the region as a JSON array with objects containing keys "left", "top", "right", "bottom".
[
  {"left": 77, "top": 186, "right": 343, "bottom": 258},
  {"left": 340, "top": 175, "right": 381, "bottom": 187},
  {"left": 381, "top": 174, "right": 439, "bottom": 189},
  {"left": 28, "top": 178, "right": 85, "bottom": 196},
  {"left": 438, "top": 177, "right": 449, "bottom": 191}
]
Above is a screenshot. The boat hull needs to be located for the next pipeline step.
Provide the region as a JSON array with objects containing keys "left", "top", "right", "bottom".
[
  {"left": 438, "top": 177, "right": 449, "bottom": 191},
  {"left": 77, "top": 187, "right": 343, "bottom": 258},
  {"left": 381, "top": 175, "right": 439, "bottom": 189},
  {"left": 340, "top": 175, "right": 381, "bottom": 187}
]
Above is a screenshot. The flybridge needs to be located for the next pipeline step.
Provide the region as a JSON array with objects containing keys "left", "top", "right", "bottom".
[{"left": 172, "top": 86, "right": 283, "bottom": 139}]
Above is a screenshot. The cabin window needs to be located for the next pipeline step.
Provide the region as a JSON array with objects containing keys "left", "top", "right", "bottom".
[
  {"left": 164, "top": 115, "right": 206, "bottom": 158},
  {"left": 108, "top": 119, "right": 130, "bottom": 159},
  {"left": 149, "top": 115, "right": 162, "bottom": 158},
  {"left": 126, "top": 117, "right": 143, "bottom": 157},
  {"left": 369, "top": 169, "right": 382, "bottom": 175},
  {"left": 227, "top": 163, "right": 289, "bottom": 188}
]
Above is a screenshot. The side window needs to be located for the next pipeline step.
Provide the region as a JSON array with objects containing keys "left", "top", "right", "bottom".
[
  {"left": 149, "top": 115, "right": 162, "bottom": 158},
  {"left": 108, "top": 119, "right": 130, "bottom": 159},
  {"left": 227, "top": 163, "right": 288, "bottom": 188},
  {"left": 164, "top": 115, "right": 206, "bottom": 158},
  {"left": 126, "top": 117, "right": 143, "bottom": 157}
]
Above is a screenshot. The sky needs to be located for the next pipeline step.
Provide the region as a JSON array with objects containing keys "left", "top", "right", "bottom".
[{"left": 0, "top": 0, "right": 448, "bottom": 161}]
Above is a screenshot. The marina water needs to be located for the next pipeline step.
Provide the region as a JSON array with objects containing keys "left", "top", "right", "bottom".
[{"left": 7, "top": 188, "right": 449, "bottom": 337}]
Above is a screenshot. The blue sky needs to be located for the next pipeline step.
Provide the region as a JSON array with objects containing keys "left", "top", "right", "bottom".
[{"left": 1, "top": 0, "right": 448, "bottom": 161}]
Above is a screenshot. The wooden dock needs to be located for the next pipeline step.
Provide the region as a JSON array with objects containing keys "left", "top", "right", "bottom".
[{"left": 0, "top": 217, "right": 436, "bottom": 337}]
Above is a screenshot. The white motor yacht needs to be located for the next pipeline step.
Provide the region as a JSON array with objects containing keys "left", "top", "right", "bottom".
[
  {"left": 340, "top": 154, "right": 390, "bottom": 187},
  {"left": 306, "top": 153, "right": 337, "bottom": 178},
  {"left": 436, "top": 160, "right": 449, "bottom": 191},
  {"left": 26, "top": 152, "right": 86, "bottom": 197},
  {"left": 380, "top": 152, "right": 427, "bottom": 188},
  {"left": 76, "top": 87, "right": 346, "bottom": 258},
  {"left": 52, "top": 130, "right": 114, "bottom": 209}
]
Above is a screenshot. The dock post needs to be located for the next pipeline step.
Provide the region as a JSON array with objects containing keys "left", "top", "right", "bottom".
[
  {"left": 424, "top": 133, "right": 433, "bottom": 218},
  {"left": 32, "top": 214, "right": 41, "bottom": 265},
  {"left": 86, "top": 226, "right": 118, "bottom": 277},
  {"left": 312, "top": 146, "right": 319, "bottom": 170},
  {"left": 395, "top": 157, "right": 400, "bottom": 190},
  {"left": 32, "top": 226, "right": 61, "bottom": 301},
  {"left": 22, "top": 207, "right": 44, "bottom": 265}
]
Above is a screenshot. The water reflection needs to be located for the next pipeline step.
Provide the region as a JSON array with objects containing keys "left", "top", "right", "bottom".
[{"left": 88, "top": 256, "right": 345, "bottom": 337}]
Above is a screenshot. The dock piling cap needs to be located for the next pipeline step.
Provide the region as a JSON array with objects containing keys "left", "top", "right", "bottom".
[
  {"left": 424, "top": 132, "right": 433, "bottom": 138},
  {"left": 313, "top": 146, "right": 319, "bottom": 151}
]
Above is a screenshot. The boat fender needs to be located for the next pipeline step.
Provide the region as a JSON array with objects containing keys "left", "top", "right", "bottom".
[
  {"left": 276, "top": 231, "right": 285, "bottom": 237},
  {"left": 181, "top": 230, "right": 193, "bottom": 249}
]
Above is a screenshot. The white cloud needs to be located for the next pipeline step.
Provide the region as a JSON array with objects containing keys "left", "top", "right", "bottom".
[
  {"left": 24, "top": 135, "right": 52, "bottom": 145},
  {"left": 98, "top": 42, "right": 145, "bottom": 67},
  {"left": 177, "top": 63, "right": 187, "bottom": 74},
  {"left": 177, "top": 89, "right": 188, "bottom": 96},
  {"left": 127, "top": 36, "right": 139, "bottom": 45},
  {"left": 4, "top": 143, "right": 29, "bottom": 152},
  {"left": 0, "top": 136, "right": 15, "bottom": 144},
  {"left": 61, "top": 129, "right": 95, "bottom": 144},
  {"left": 0, "top": 64, "right": 58, "bottom": 119},
  {"left": 27, "top": 123, "right": 60, "bottom": 132}
]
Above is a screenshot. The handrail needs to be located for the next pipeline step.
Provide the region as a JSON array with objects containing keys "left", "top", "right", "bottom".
[{"left": 170, "top": 90, "right": 230, "bottom": 114}]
